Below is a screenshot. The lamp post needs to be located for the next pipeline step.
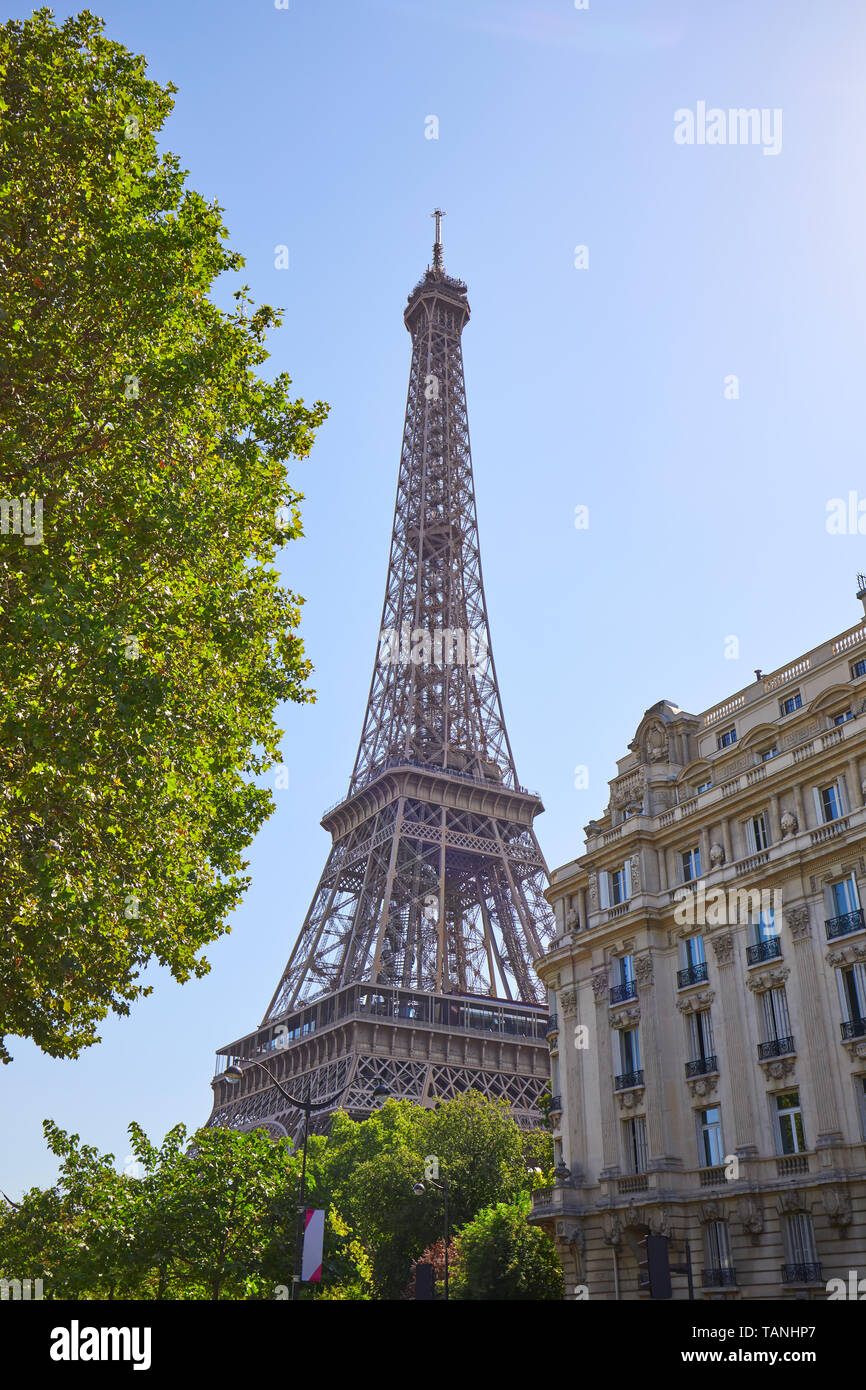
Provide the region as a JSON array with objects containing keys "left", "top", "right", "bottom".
[
  {"left": 413, "top": 1173, "right": 450, "bottom": 1300},
  {"left": 223, "top": 1060, "right": 389, "bottom": 1300}
]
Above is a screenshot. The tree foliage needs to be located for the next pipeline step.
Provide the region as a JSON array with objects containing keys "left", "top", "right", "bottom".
[
  {"left": 451, "top": 1192, "right": 564, "bottom": 1301},
  {"left": 0, "top": 10, "right": 327, "bottom": 1061},
  {"left": 0, "top": 1095, "right": 555, "bottom": 1300}
]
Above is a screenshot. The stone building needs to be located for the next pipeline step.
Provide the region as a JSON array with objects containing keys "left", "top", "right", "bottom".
[{"left": 529, "top": 596, "right": 866, "bottom": 1299}]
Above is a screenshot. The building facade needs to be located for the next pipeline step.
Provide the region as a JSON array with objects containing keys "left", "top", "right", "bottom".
[{"left": 530, "top": 600, "right": 866, "bottom": 1299}]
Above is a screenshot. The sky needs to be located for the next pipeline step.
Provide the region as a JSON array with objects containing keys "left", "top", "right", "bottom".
[{"left": 4, "top": 0, "right": 866, "bottom": 1196}]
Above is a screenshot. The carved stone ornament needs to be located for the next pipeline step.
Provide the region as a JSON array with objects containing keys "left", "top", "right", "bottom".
[
  {"left": 610, "top": 1005, "right": 641, "bottom": 1030},
  {"left": 553, "top": 1161, "right": 572, "bottom": 1187},
  {"left": 709, "top": 842, "right": 725, "bottom": 868},
  {"left": 648, "top": 1208, "right": 671, "bottom": 1238},
  {"left": 761, "top": 1057, "right": 796, "bottom": 1081},
  {"left": 676, "top": 989, "right": 715, "bottom": 1015},
  {"left": 822, "top": 1186, "right": 852, "bottom": 1232},
  {"left": 780, "top": 810, "right": 799, "bottom": 837},
  {"left": 629, "top": 852, "right": 642, "bottom": 893},
  {"left": 645, "top": 723, "right": 668, "bottom": 764},
  {"left": 699, "top": 1200, "right": 722, "bottom": 1223},
  {"left": 564, "top": 905, "right": 580, "bottom": 934},
  {"left": 738, "top": 1197, "right": 764, "bottom": 1244},
  {"left": 710, "top": 932, "right": 735, "bottom": 965},
  {"left": 559, "top": 986, "right": 578, "bottom": 1017},
  {"left": 745, "top": 966, "right": 790, "bottom": 994},
  {"left": 588, "top": 872, "right": 599, "bottom": 911},
  {"left": 777, "top": 1190, "right": 811, "bottom": 1216},
  {"left": 687, "top": 1075, "right": 719, "bottom": 1100},
  {"left": 602, "top": 1214, "right": 621, "bottom": 1247},
  {"left": 634, "top": 952, "right": 653, "bottom": 987},
  {"left": 591, "top": 972, "right": 609, "bottom": 1004},
  {"left": 617, "top": 1087, "right": 645, "bottom": 1112},
  {"left": 785, "top": 904, "right": 810, "bottom": 940},
  {"left": 853, "top": 1041, "right": 866, "bottom": 1061}
]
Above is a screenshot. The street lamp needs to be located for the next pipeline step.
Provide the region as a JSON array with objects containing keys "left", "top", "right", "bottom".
[
  {"left": 222, "top": 1059, "right": 348, "bottom": 1301},
  {"left": 413, "top": 1172, "right": 450, "bottom": 1300}
]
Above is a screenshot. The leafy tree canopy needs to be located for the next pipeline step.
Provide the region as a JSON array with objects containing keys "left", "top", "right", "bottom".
[{"left": 0, "top": 9, "right": 327, "bottom": 1061}]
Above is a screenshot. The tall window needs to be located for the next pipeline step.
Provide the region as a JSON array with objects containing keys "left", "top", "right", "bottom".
[
  {"left": 830, "top": 873, "right": 860, "bottom": 919},
  {"left": 857, "top": 1078, "right": 866, "bottom": 1142},
  {"left": 601, "top": 862, "right": 632, "bottom": 908},
  {"left": 681, "top": 846, "right": 701, "bottom": 883},
  {"left": 751, "top": 906, "right": 777, "bottom": 944},
  {"left": 680, "top": 935, "right": 706, "bottom": 969},
  {"left": 703, "top": 1220, "right": 733, "bottom": 1273},
  {"left": 745, "top": 812, "right": 770, "bottom": 853},
  {"left": 688, "top": 1009, "right": 715, "bottom": 1063},
  {"left": 775, "top": 1089, "right": 806, "bottom": 1155},
  {"left": 619, "top": 1028, "right": 641, "bottom": 1075},
  {"left": 816, "top": 782, "right": 843, "bottom": 823},
  {"left": 625, "top": 1115, "right": 648, "bottom": 1174},
  {"left": 837, "top": 963, "right": 866, "bottom": 1023},
  {"left": 761, "top": 986, "right": 792, "bottom": 1043},
  {"left": 616, "top": 954, "right": 635, "bottom": 989},
  {"left": 783, "top": 1212, "right": 818, "bottom": 1265},
  {"left": 698, "top": 1107, "right": 724, "bottom": 1166}
]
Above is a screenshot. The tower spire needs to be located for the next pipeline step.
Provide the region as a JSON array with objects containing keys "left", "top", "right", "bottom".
[{"left": 431, "top": 207, "right": 445, "bottom": 271}]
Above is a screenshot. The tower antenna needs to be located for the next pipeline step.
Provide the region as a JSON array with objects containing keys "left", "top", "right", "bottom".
[{"left": 431, "top": 208, "right": 445, "bottom": 270}]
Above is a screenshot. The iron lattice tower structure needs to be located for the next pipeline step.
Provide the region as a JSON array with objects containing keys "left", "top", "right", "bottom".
[{"left": 208, "top": 216, "right": 556, "bottom": 1137}]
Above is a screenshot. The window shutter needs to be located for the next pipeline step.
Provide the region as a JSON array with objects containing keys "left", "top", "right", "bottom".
[
  {"left": 745, "top": 818, "right": 756, "bottom": 854},
  {"left": 775, "top": 988, "right": 791, "bottom": 1037},
  {"left": 623, "top": 859, "right": 632, "bottom": 899},
  {"left": 599, "top": 873, "right": 610, "bottom": 910},
  {"left": 812, "top": 787, "right": 823, "bottom": 825},
  {"left": 853, "top": 964, "right": 866, "bottom": 1020},
  {"left": 836, "top": 968, "right": 852, "bottom": 1022}
]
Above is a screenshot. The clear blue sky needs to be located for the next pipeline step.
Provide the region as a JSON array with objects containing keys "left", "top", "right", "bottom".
[{"left": 5, "top": 0, "right": 866, "bottom": 1196}]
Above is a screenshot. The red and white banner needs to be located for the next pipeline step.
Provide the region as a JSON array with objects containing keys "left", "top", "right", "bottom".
[{"left": 301, "top": 1208, "right": 325, "bottom": 1283}]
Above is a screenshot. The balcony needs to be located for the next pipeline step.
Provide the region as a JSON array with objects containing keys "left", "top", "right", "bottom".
[
  {"left": 609, "top": 981, "right": 638, "bottom": 1006},
  {"left": 701, "top": 1267, "right": 737, "bottom": 1288},
  {"left": 841, "top": 1018, "right": 866, "bottom": 1042},
  {"left": 746, "top": 938, "right": 782, "bottom": 966},
  {"left": 548, "top": 1094, "right": 562, "bottom": 1113},
  {"left": 685, "top": 1055, "right": 718, "bottom": 1078},
  {"left": 617, "top": 1174, "right": 648, "bottom": 1194},
  {"left": 677, "top": 962, "right": 709, "bottom": 989},
  {"left": 781, "top": 1263, "right": 823, "bottom": 1285},
  {"left": 825, "top": 908, "right": 865, "bottom": 941},
  {"left": 776, "top": 1154, "right": 809, "bottom": 1177},
  {"left": 757, "top": 1035, "right": 795, "bottom": 1060},
  {"left": 545, "top": 1014, "right": 559, "bottom": 1038},
  {"left": 698, "top": 1166, "right": 727, "bottom": 1187},
  {"left": 614, "top": 1069, "right": 644, "bottom": 1091}
]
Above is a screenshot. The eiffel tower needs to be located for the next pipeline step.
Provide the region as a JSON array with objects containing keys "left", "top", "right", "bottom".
[{"left": 207, "top": 215, "right": 556, "bottom": 1137}]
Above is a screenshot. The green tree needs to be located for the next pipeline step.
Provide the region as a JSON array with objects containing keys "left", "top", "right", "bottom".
[
  {"left": 0, "top": 9, "right": 327, "bottom": 1062},
  {"left": 451, "top": 1192, "right": 564, "bottom": 1301}
]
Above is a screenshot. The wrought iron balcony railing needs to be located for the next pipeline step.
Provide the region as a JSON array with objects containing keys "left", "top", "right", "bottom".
[
  {"left": 677, "top": 962, "right": 708, "bottom": 989},
  {"left": 609, "top": 981, "right": 637, "bottom": 1005},
  {"left": 781, "top": 1263, "right": 822, "bottom": 1284},
  {"left": 685, "top": 1055, "right": 718, "bottom": 1078},
  {"left": 548, "top": 1095, "right": 562, "bottom": 1112},
  {"left": 757, "top": 1035, "right": 795, "bottom": 1059},
  {"left": 545, "top": 1014, "right": 559, "bottom": 1037},
  {"left": 614, "top": 1069, "right": 644, "bottom": 1091},
  {"left": 701, "top": 1267, "right": 737, "bottom": 1288},
  {"left": 825, "top": 908, "right": 865, "bottom": 940},
  {"left": 841, "top": 1017, "right": 866, "bottom": 1041},
  {"left": 746, "top": 938, "right": 782, "bottom": 965}
]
